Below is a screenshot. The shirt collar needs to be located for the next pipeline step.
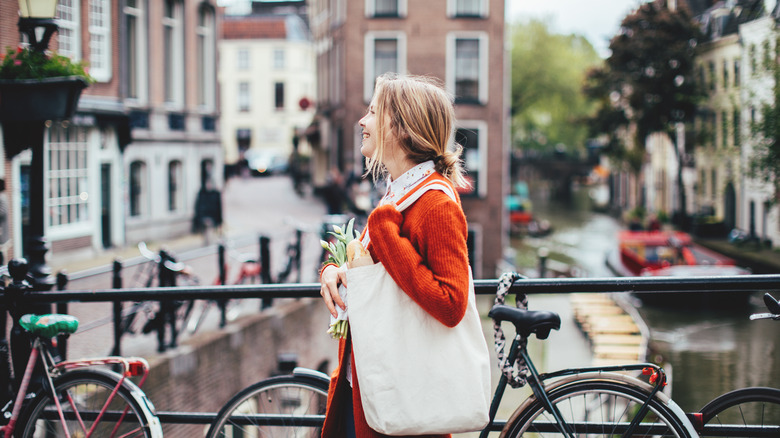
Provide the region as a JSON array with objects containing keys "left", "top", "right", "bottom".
[{"left": 382, "top": 160, "right": 436, "bottom": 206}]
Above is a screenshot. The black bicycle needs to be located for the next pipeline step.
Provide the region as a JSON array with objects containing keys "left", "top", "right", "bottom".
[
  {"left": 119, "top": 242, "right": 200, "bottom": 352},
  {"left": 687, "top": 292, "right": 780, "bottom": 437}
]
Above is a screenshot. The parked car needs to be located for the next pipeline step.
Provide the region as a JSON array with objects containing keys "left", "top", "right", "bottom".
[{"left": 244, "top": 149, "right": 289, "bottom": 176}]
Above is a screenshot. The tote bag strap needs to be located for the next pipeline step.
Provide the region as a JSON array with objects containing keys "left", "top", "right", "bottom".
[
  {"left": 362, "top": 180, "right": 457, "bottom": 247},
  {"left": 395, "top": 181, "right": 457, "bottom": 212}
]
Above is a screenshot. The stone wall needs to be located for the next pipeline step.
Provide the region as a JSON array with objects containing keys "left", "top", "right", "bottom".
[{"left": 140, "top": 298, "right": 337, "bottom": 438}]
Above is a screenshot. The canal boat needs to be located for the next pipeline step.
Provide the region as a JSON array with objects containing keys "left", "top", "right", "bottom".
[{"left": 605, "top": 230, "right": 752, "bottom": 307}]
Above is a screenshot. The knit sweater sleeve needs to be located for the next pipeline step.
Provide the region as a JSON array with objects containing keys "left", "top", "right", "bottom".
[{"left": 367, "top": 190, "right": 470, "bottom": 327}]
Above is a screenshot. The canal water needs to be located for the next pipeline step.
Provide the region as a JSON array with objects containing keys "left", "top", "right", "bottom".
[{"left": 517, "top": 183, "right": 780, "bottom": 414}]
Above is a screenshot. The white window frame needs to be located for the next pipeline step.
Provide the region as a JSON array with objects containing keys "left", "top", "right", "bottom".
[
  {"left": 128, "top": 160, "right": 149, "bottom": 218},
  {"left": 163, "top": 0, "right": 185, "bottom": 107},
  {"left": 56, "top": 0, "right": 81, "bottom": 60},
  {"left": 88, "top": 0, "right": 112, "bottom": 82},
  {"left": 238, "top": 82, "right": 251, "bottom": 112},
  {"left": 365, "top": 0, "right": 407, "bottom": 18},
  {"left": 124, "top": 0, "right": 148, "bottom": 104},
  {"left": 363, "top": 31, "right": 407, "bottom": 102},
  {"left": 196, "top": 5, "right": 216, "bottom": 109},
  {"left": 273, "top": 48, "right": 285, "bottom": 70},
  {"left": 447, "top": 0, "right": 488, "bottom": 18},
  {"left": 168, "top": 160, "right": 184, "bottom": 212},
  {"left": 446, "top": 32, "right": 489, "bottom": 105},
  {"left": 455, "top": 120, "right": 488, "bottom": 198},
  {"left": 46, "top": 125, "right": 91, "bottom": 235},
  {"left": 238, "top": 48, "right": 250, "bottom": 70}
]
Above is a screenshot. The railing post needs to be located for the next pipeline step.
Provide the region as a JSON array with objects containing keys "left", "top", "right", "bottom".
[
  {"left": 538, "top": 247, "right": 548, "bottom": 278},
  {"left": 218, "top": 243, "right": 227, "bottom": 327},
  {"left": 158, "top": 249, "right": 176, "bottom": 352},
  {"left": 56, "top": 271, "right": 68, "bottom": 359},
  {"left": 294, "top": 229, "right": 302, "bottom": 284},
  {"left": 260, "top": 235, "right": 272, "bottom": 309},
  {"left": 111, "top": 258, "right": 123, "bottom": 356}
]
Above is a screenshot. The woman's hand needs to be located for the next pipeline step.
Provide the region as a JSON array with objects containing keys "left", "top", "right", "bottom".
[{"left": 320, "top": 264, "right": 347, "bottom": 318}]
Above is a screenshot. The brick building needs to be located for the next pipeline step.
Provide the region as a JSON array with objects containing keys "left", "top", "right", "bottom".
[
  {"left": 0, "top": 0, "right": 222, "bottom": 266},
  {"left": 307, "top": 0, "right": 510, "bottom": 277}
]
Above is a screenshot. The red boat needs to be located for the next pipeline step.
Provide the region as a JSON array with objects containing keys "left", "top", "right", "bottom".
[{"left": 606, "top": 230, "right": 752, "bottom": 307}]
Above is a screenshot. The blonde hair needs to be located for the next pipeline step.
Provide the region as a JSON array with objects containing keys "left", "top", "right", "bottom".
[{"left": 366, "top": 73, "right": 469, "bottom": 188}]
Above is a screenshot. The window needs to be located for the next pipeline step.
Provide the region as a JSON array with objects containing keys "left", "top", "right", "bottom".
[
  {"left": 448, "top": 0, "right": 487, "bottom": 17},
  {"left": 699, "top": 169, "right": 706, "bottom": 196},
  {"left": 196, "top": 5, "right": 216, "bottom": 108},
  {"left": 749, "top": 44, "right": 757, "bottom": 74},
  {"left": 364, "top": 32, "right": 406, "bottom": 101},
  {"left": 722, "top": 59, "right": 729, "bottom": 89},
  {"left": 763, "top": 40, "right": 772, "bottom": 71},
  {"left": 88, "top": 0, "right": 111, "bottom": 82},
  {"left": 733, "top": 109, "right": 740, "bottom": 147},
  {"left": 163, "top": 0, "right": 184, "bottom": 105},
  {"left": 56, "top": 0, "right": 81, "bottom": 59},
  {"left": 168, "top": 160, "right": 183, "bottom": 212},
  {"left": 124, "top": 0, "right": 147, "bottom": 101},
  {"left": 273, "top": 48, "right": 285, "bottom": 69},
  {"left": 721, "top": 111, "right": 728, "bottom": 148},
  {"left": 238, "top": 82, "right": 250, "bottom": 112},
  {"left": 275, "top": 82, "right": 285, "bottom": 110},
  {"left": 47, "top": 126, "right": 89, "bottom": 228},
  {"left": 708, "top": 61, "right": 715, "bottom": 91},
  {"left": 367, "top": 0, "right": 406, "bottom": 17},
  {"left": 711, "top": 169, "right": 717, "bottom": 200},
  {"left": 734, "top": 59, "right": 740, "bottom": 87},
  {"left": 698, "top": 65, "right": 705, "bottom": 88},
  {"left": 455, "top": 122, "right": 487, "bottom": 198},
  {"left": 447, "top": 33, "right": 488, "bottom": 104},
  {"left": 238, "top": 49, "right": 250, "bottom": 70},
  {"left": 129, "top": 161, "right": 147, "bottom": 217}
]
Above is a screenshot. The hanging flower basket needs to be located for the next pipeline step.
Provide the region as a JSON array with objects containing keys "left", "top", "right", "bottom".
[{"left": 0, "top": 75, "right": 88, "bottom": 123}]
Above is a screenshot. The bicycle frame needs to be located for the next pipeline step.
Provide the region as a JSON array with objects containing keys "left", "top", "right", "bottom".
[
  {"left": 479, "top": 333, "right": 692, "bottom": 438},
  {"left": 0, "top": 336, "right": 152, "bottom": 438}
]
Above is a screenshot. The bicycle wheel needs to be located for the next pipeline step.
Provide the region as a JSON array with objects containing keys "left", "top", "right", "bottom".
[
  {"left": 18, "top": 369, "right": 161, "bottom": 438},
  {"left": 206, "top": 373, "right": 329, "bottom": 438},
  {"left": 698, "top": 387, "right": 780, "bottom": 437},
  {"left": 502, "top": 379, "right": 692, "bottom": 437}
]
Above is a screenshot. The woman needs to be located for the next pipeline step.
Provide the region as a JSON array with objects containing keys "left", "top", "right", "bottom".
[{"left": 319, "top": 73, "right": 472, "bottom": 438}]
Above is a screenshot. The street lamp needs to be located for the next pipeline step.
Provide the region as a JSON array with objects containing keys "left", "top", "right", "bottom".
[
  {"left": 17, "top": 0, "right": 59, "bottom": 52},
  {"left": 1, "top": 0, "right": 81, "bottom": 290}
]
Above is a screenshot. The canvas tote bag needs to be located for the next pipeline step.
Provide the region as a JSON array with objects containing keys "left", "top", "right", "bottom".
[{"left": 346, "top": 181, "right": 492, "bottom": 435}]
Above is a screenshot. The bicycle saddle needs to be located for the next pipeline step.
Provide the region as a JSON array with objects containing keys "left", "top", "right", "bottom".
[
  {"left": 19, "top": 314, "right": 79, "bottom": 338},
  {"left": 489, "top": 305, "right": 561, "bottom": 340}
]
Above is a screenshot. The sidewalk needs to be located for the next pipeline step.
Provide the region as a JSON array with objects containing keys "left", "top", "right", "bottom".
[
  {"left": 50, "top": 175, "right": 329, "bottom": 282},
  {"left": 695, "top": 237, "right": 780, "bottom": 274}
]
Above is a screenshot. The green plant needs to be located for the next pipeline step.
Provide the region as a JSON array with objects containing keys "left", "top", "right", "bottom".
[{"left": 0, "top": 46, "right": 94, "bottom": 82}]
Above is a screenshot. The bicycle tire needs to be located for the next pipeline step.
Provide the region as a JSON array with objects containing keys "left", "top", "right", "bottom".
[
  {"left": 502, "top": 378, "right": 692, "bottom": 437},
  {"left": 206, "top": 373, "right": 329, "bottom": 438},
  {"left": 18, "top": 369, "right": 162, "bottom": 438},
  {"left": 697, "top": 387, "right": 780, "bottom": 437}
]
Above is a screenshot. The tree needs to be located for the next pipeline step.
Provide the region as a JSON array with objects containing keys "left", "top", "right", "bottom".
[
  {"left": 584, "top": 0, "right": 704, "bottom": 221},
  {"left": 748, "top": 40, "right": 780, "bottom": 204},
  {"left": 510, "top": 19, "right": 602, "bottom": 156}
]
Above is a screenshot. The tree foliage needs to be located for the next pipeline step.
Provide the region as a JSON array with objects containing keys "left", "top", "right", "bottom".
[
  {"left": 749, "top": 55, "right": 780, "bottom": 202},
  {"left": 510, "top": 19, "right": 601, "bottom": 156},
  {"left": 584, "top": 1, "right": 704, "bottom": 171}
]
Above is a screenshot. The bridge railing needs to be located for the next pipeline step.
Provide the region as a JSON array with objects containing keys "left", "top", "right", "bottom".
[{"left": 4, "top": 271, "right": 780, "bottom": 431}]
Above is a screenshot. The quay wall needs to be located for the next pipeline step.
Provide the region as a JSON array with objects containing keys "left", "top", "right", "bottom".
[{"left": 140, "top": 299, "right": 337, "bottom": 438}]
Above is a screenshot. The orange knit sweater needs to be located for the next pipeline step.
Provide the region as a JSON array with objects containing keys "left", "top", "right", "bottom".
[{"left": 320, "top": 173, "right": 471, "bottom": 438}]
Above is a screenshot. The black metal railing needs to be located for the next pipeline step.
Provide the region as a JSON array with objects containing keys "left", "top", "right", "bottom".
[{"left": 4, "top": 255, "right": 780, "bottom": 433}]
